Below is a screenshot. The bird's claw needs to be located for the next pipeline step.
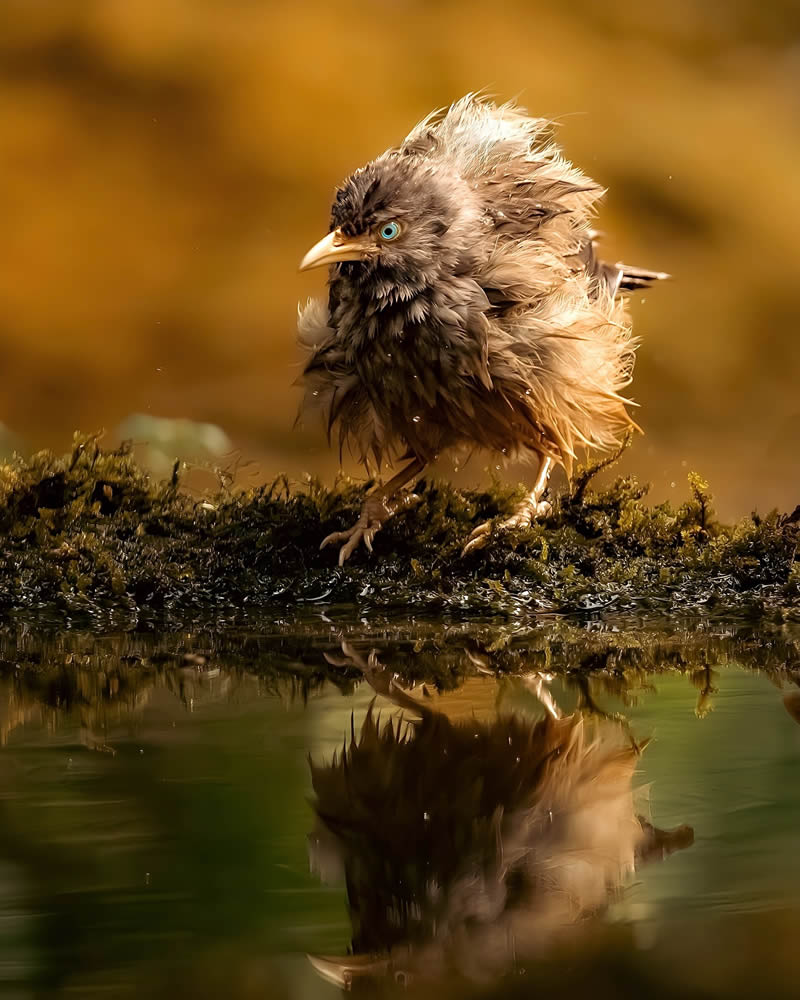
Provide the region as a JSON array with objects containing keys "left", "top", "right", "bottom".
[
  {"left": 320, "top": 492, "right": 420, "bottom": 565},
  {"left": 461, "top": 498, "right": 551, "bottom": 557},
  {"left": 461, "top": 520, "right": 492, "bottom": 556},
  {"left": 323, "top": 643, "right": 425, "bottom": 714},
  {"left": 320, "top": 522, "right": 382, "bottom": 567}
]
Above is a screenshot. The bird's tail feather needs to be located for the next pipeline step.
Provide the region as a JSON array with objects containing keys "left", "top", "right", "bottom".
[{"left": 616, "top": 263, "right": 671, "bottom": 292}]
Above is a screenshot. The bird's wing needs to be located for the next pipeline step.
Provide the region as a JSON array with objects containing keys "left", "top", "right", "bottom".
[
  {"left": 403, "top": 96, "right": 603, "bottom": 308},
  {"left": 402, "top": 94, "right": 604, "bottom": 236},
  {"left": 403, "top": 97, "right": 668, "bottom": 308}
]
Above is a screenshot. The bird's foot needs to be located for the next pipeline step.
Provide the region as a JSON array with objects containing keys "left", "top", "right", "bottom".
[
  {"left": 521, "top": 671, "right": 562, "bottom": 720},
  {"left": 323, "top": 642, "right": 427, "bottom": 715},
  {"left": 324, "top": 641, "right": 388, "bottom": 689},
  {"left": 320, "top": 491, "right": 421, "bottom": 566},
  {"left": 461, "top": 497, "right": 551, "bottom": 556}
]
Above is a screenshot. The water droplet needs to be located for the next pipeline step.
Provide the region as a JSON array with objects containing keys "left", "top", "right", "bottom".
[
  {"left": 312, "top": 390, "right": 319, "bottom": 397},
  {"left": 525, "top": 389, "right": 532, "bottom": 396},
  {"left": 495, "top": 465, "right": 501, "bottom": 470},
  {"left": 670, "top": 481, "right": 676, "bottom": 488},
  {"left": 412, "top": 415, "right": 421, "bottom": 423},
  {"left": 386, "top": 353, "right": 392, "bottom": 359},
  {"left": 501, "top": 447, "right": 507, "bottom": 454}
]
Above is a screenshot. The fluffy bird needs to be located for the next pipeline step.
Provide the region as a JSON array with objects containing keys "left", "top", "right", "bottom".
[
  {"left": 298, "top": 95, "right": 666, "bottom": 563},
  {"left": 307, "top": 652, "right": 692, "bottom": 988}
]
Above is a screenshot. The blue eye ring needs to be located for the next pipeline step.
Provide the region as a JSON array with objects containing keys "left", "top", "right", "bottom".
[{"left": 379, "top": 221, "right": 401, "bottom": 241}]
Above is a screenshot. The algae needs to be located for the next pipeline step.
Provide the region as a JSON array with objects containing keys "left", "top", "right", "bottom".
[{"left": 0, "top": 432, "right": 797, "bottom": 625}]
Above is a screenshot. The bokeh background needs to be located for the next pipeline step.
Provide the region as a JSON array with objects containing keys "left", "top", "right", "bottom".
[{"left": 1, "top": 0, "right": 799, "bottom": 519}]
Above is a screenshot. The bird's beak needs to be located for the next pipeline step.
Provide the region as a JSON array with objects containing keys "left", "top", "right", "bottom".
[
  {"left": 307, "top": 953, "right": 391, "bottom": 988},
  {"left": 299, "top": 228, "right": 373, "bottom": 271}
]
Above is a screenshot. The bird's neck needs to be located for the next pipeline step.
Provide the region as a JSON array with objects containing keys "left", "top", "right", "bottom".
[{"left": 330, "top": 268, "right": 432, "bottom": 354}]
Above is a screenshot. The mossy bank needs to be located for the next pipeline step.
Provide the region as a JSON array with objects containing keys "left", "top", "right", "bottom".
[{"left": 1, "top": 434, "right": 797, "bottom": 626}]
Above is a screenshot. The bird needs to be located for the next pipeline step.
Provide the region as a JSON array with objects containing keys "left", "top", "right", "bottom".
[
  {"left": 297, "top": 94, "right": 667, "bottom": 564},
  {"left": 307, "top": 649, "right": 692, "bottom": 988}
]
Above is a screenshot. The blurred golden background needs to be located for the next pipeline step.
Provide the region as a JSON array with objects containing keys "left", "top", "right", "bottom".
[{"left": 1, "top": 0, "right": 798, "bottom": 519}]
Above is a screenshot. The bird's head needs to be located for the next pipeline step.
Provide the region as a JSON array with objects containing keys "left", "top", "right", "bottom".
[{"left": 299, "top": 154, "right": 476, "bottom": 296}]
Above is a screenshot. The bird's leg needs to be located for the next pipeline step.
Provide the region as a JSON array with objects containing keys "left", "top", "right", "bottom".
[
  {"left": 320, "top": 457, "right": 426, "bottom": 566},
  {"left": 324, "top": 641, "right": 430, "bottom": 717},
  {"left": 360, "top": 648, "right": 431, "bottom": 718},
  {"left": 507, "top": 455, "right": 554, "bottom": 527},
  {"left": 462, "top": 456, "right": 553, "bottom": 556},
  {"left": 571, "top": 674, "right": 648, "bottom": 754},
  {"left": 521, "top": 671, "right": 562, "bottom": 720}
]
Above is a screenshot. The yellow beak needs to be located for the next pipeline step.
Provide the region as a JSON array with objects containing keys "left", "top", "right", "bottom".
[
  {"left": 299, "top": 228, "right": 374, "bottom": 271},
  {"left": 307, "top": 953, "right": 391, "bottom": 988}
]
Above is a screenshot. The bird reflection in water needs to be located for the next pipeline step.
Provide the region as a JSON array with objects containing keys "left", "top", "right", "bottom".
[{"left": 307, "top": 650, "right": 692, "bottom": 991}]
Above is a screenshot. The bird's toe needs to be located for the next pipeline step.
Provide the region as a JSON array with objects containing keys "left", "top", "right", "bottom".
[
  {"left": 461, "top": 520, "right": 492, "bottom": 556},
  {"left": 532, "top": 499, "right": 552, "bottom": 519},
  {"left": 363, "top": 525, "right": 379, "bottom": 553},
  {"left": 338, "top": 530, "right": 365, "bottom": 566},
  {"left": 320, "top": 518, "right": 384, "bottom": 565},
  {"left": 320, "top": 528, "right": 353, "bottom": 550},
  {"left": 462, "top": 498, "right": 550, "bottom": 556},
  {"left": 468, "top": 520, "right": 492, "bottom": 541},
  {"left": 500, "top": 512, "right": 531, "bottom": 532}
]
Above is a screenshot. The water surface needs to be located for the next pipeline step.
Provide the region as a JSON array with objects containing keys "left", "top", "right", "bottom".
[{"left": 0, "top": 620, "right": 798, "bottom": 998}]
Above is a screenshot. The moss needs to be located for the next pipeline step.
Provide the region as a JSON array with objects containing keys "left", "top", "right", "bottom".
[
  {"left": 0, "top": 432, "right": 797, "bottom": 625},
  {"left": 1, "top": 620, "right": 797, "bottom": 736}
]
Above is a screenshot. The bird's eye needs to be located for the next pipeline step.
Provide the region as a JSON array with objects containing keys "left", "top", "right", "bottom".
[{"left": 379, "top": 221, "right": 401, "bottom": 241}]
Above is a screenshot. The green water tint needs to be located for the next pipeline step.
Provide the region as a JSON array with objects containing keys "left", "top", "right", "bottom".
[
  {"left": 1, "top": 434, "right": 798, "bottom": 624},
  {"left": 0, "top": 622, "right": 798, "bottom": 997}
]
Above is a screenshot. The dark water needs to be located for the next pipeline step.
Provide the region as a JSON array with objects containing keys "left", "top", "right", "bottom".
[{"left": 0, "top": 620, "right": 798, "bottom": 998}]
